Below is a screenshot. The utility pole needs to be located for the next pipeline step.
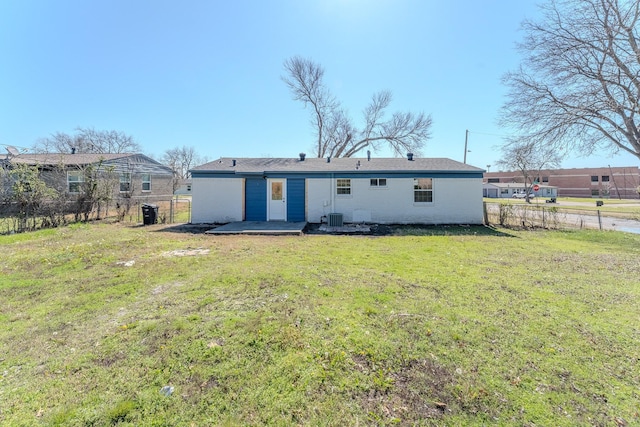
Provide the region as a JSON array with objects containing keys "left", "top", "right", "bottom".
[{"left": 464, "top": 129, "right": 469, "bottom": 164}]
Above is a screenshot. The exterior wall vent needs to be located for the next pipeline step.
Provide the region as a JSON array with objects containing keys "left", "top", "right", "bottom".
[{"left": 328, "top": 213, "right": 343, "bottom": 227}]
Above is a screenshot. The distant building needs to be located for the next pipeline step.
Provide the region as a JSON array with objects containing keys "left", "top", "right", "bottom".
[
  {"left": 483, "top": 182, "right": 557, "bottom": 199},
  {"left": 174, "top": 179, "right": 192, "bottom": 195},
  {"left": 484, "top": 166, "right": 640, "bottom": 199}
]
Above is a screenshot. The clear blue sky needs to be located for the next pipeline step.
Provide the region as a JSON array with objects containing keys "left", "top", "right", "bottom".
[{"left": 1, "top": 0, "right": 638, "bottom": 170}]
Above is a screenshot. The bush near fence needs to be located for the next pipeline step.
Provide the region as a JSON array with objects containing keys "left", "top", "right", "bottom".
[
  {"left": 486, "top": 203, "right": 565, "bottom": 229},
  {"left": 484, "top": 202, "right": 640, "bottom": 231},
  {"left": 1, "top": 197, "right": 191, "bottom": 234}
]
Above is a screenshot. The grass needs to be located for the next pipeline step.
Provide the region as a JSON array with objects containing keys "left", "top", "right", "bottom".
[{"left": 1, "top": 223, "right": 639, "bottom": 426}]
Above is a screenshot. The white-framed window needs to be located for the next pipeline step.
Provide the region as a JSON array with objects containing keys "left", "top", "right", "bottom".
[
  {"left": 500, "top": 188, "right": 509, "bottom": 195},
  {"left": 413, "top": 178, "right": 433, "bottom": 203},
  {"left": 370, "top": 178, "right": 387, "bottom": 187},
  {"left": 120, "top": 173, "right": 131, "bottom": 192},
  {"left": 141, "top": 173, "right": 151, "bottom": 192},
  {"left": 336, "top": 179, "right": 351, "bottom": 195},
  {"left": 67, "top": 171, "right": 83, "bottom": 193}
]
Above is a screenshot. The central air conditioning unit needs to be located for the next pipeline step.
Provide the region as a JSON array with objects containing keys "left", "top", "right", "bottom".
[{"left": 328, "top": 213, "right": 343, "bottom": 227}]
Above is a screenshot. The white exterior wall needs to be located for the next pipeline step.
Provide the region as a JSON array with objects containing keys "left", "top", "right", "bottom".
[
  {"left": 191, "top": 177, "right": 244, "bottom": 223},
  {"left": 307, "top": 177, "right": 483, "bottom": 224}
]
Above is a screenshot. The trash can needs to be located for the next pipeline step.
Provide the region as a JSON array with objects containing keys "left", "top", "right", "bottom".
[{"left": 142, "top": 204, "right": 158, "bottom": 225}]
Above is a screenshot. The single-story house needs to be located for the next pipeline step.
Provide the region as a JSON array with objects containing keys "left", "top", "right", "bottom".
[
  {"left": 483, "top": 182, "right": 558, "bottom": 199},
  {"left": 174, "top": 178, "right": 192, "bottom": 196},
  {"left": 3, "top": 151, "right": 174, "bottom": 199},
  {"left": 190, "top": 154, "right": 485, "bottom": 225}
]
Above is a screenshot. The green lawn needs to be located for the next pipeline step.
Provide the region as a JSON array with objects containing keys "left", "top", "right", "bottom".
[{"left": 1, "top": 223, "right": 639, "bottom": 426}]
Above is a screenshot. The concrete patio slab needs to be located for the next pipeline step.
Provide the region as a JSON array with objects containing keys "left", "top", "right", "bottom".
[{"left": 205, "top": 221, "right": 307, "bottom": 235}]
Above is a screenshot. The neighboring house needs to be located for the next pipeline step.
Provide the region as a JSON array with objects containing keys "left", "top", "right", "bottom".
[
  {"left": 2, "top": 151, "right": 174, "bottom": 201},
  {"left": 190, "top": 154, "right": 485, "bottom": 225},
  {"left": 484, "top": 166, "right": 640, "bottom": 199},
  {"left": 483, "top": 182, "right": 558, "bottom": 199},
  {"left": 174, "top": 179, "right": 192, "bottom": 196}
]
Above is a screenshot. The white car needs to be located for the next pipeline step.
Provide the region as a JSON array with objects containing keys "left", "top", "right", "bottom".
[{"left": 512, "top": 192, "right": 535, "bottom": 199}]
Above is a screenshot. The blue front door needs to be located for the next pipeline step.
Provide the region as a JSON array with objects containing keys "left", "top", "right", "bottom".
[{"left": 245, "top": 178, "right": 266, "bottom": 221}]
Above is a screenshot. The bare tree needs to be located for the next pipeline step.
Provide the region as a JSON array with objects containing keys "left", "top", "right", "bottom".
[
  {"left": 162, "top": 146, "right": 205, "bottom": 192},
  {"left": 501, "top": 0, "right": 640, "bottom": 161},
  {"left": 496, "top": 141, "right": 562, "bottom": 203},
  {"left": 35, "top": 127, "right": 140, "bottom": 153},
  {"left": 283, "top": 56, "right": 432, "bottom": 158}
]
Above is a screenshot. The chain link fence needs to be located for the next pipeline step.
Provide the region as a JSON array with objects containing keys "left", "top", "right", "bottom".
[
  {"left": 484, "top": 202, "right": 640, "bottom": 232},
  {"left": 1, "top": 196, "right": 192, "bottom": 234}
]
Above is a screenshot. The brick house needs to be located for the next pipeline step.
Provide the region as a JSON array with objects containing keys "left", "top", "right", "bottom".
[{"left": 484, "top": 166, "right": 640, "bottom": 199}]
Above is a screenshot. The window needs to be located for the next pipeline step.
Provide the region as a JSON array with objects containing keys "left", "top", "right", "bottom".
[
  {"left": 601, "top": 175, "right": 610, "bottom": 182},
  {"left": 67, "top": 172, "right": 83, "bottom": 193},
  {"left": 487, "top": 178, "right": 500, "bottom": 183},
  {"left": 591, "top": 175, "right": 598, "bottom": 183},
  {"left": 542, "top": 176, "right": 549, "bottom": 183},
  {"left": 120, "top": 173, "right": 131, "bottom": 192},
  {"left": 370, "top": 178, "right": 387, "bottom": 187},
  {"left": 414, "top": 178, "right": 433, "bottom": 203},
  {"left": 141, "top": 173, "right": 151, "bottom": 192},
  {"left": 336, "top": 179, "right": 351, "bottom": 195},
  {"left": 500, "top": 188, "right": 509, "bottom": 195},
  {"left": 591, "top": 189, "right": 600, "bottom": 196},
  {"left": 271, "top": 181, "right": 283, "bottom": 200}
]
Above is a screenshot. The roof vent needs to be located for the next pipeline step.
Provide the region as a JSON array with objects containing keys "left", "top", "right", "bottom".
[
  {"left": 232, "top": 159, "right": 236, "bottom": 167},
  {"left": 299, "top": 152, "right": 306, "bottom": 161},
  {"left": 407, "top": 152, "right": 414, "bottom": 161},
  {"left": 71, "top": 147, "right": 76, "bottom": 154},
  {"left": 326, "top": 156, "right": 331, "bottom": 163},
  {"left": 367, "top": 150, "right": 371, "bottom": 161}
]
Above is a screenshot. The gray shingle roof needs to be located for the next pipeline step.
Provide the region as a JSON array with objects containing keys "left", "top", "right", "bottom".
[
  {"left": 192, "top": 157, "right": 484, "bottom": 173},
  {"left": 7, "top": 153, "right": 174, "bottom": 175},
  {"left": 9, "top": 153, "right": 132, "bottom": 166}
]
